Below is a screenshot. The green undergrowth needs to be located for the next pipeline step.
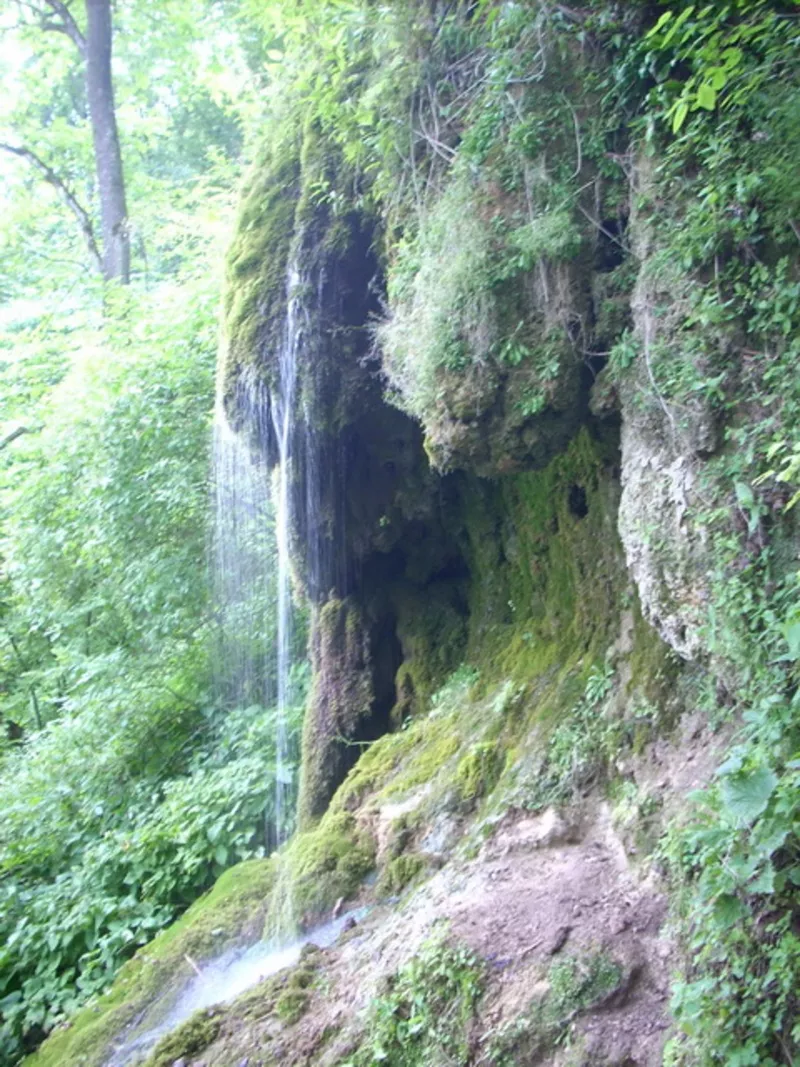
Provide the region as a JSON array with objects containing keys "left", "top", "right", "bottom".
[
  {"left": 24, "top": 858, "right": 276, "bottom": 1067},
  {"left": 487, "top": 949, "right": 624, "bottom": 1065},
  {"left": 340, "top": 936, "right": 484, "bottom": 1067},
  {"left": 615, "top": 7, "right": 800, "bottom": 1064}
]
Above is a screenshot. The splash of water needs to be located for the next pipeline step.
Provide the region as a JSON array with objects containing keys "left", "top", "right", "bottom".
[{"left": 106, "top": 908, "right": 368, "bottom": 1067}]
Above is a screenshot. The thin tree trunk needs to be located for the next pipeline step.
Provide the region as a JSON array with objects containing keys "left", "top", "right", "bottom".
[{"left": 85, "top": 0, "right": 129, "bottom": 283}]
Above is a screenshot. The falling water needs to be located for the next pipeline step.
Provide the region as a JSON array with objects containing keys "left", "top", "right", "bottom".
[
  {"left": 212, "top": 257, "right": 309, "bottom": 855},
  {"left": 212, "top": 387, "right": 275, "bottom": 717},
  {"left": 270, "top": 261, "right": 306, "bottom": 847}
]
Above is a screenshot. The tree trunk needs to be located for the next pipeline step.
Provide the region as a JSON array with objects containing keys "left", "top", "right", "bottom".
[{"left": 85, "top": 0, "right": 129, "bottom": 283}]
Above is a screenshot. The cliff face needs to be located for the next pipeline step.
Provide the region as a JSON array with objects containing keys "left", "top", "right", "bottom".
[
  {"left": 29, "top": 4, "right": 800, "bottom": 1067},
  {"left": 213, "top": 6, "right": 800, "bottom": 1060}
]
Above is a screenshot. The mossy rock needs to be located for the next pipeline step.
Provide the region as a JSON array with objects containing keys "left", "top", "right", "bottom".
[
  {"left": 376, "top": 853, "right": 426, "bottom": 898},
  {"left": 298, "top": 597, "right": 376, "bottom": 825},
  {"left": 221, "top": 133, "right": 301, "bottom": 405},
  {"left": 142, "top": 1007, "right": 222, "bottom": 1067},
  {"left": 282, "top": 810, "right": 375, "bottom": 921},
  {"left": 275, "top": 988, "right": 309, "bottom": 1024},
  {"left": 455, "top": 742, "right": 504, "bottom": 804}
]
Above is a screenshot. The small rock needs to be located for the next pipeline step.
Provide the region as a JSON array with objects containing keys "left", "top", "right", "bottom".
[
  {"left": 343, "top": 915, "right": 357, "bottom": 932},
  {"left": 172, "top": 1059, "right": 186, "bottom": 1067},
  {"left": 546, "top": 924, "right": 572, "bottom": 955}
]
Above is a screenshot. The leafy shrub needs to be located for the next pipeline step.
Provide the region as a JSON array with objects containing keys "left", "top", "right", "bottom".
[
  {"left": 343, "top": 937, "right": 484, "bottom": 1067},
  {"left": 378, "top": 176, "right": 497, "bottom": 417}
]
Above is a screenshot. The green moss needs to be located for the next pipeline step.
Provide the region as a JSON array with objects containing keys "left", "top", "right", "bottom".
[
  {"left": 275, "top": 988, "right": 309, "bottom": 1024},
  {"left": 142, "top": 1008, "right": 222, "bottom": 1067},
  {"left": 627, "top": 596, "right": 682, "bottom": 709},
  {"left": 24, "top": 859, "right": 275, "bottom": 1067},
  {"left": 382, "top": 719, "right": 461, "bottom": 799},
  {"left": 456, "top": 428, "right": 626, "bottom": 689},
  {"left": 489, "top": 950, "right": 624, "bottom": 1065},
  {"left": 346, "top": 937, "right": 484, "bottom": 1067},
  {"left": 221, "top": 135, "right": 301, "bottom": 397},
  {"left": 455, "top": 741, "right": 503, "bottom": 804},
  {"left": 283, "top": 810, "right": 375, "bottom": 920},
  {"left": 220, "top": 118, "right": 363, "bottom": 434},
  {"left": 376, "top": 853, "right": 425, "bottom": 897},
  {"left": 331, "top": 730, "right": 412, "bottom": 811},
  {"left": 299, "top": 597, "right": 376, "bottom": 825},
  {"left": 392, "top": 587, "right": 469, "bottom": 713}
]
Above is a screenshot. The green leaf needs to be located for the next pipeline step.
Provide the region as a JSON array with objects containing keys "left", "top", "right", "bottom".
[
  {"left": 672, "top": 99, "right": 690, "bottom": 133},
  {"left": 721, "top": 767, "right": 778, "bottom": 827},
  {"left": 696, "top": 82, "right": 717, "bottom": 111},
  {"left": 712, "top": 893, "right": 747, "bottom": 928},
  {"left": 646, "top": 10, "right": 674, "bottom": 38},
  {"left": 661, "top": 6, "right": 696, "bottom": 48},
  {"left": 748, "top": 864, "right": 775, "bottom": 894},
  {"left": 784, "top": 618, "right": 800, "bottom": 660}
]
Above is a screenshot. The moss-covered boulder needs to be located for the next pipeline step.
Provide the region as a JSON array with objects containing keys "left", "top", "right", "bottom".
[{"left": 298, "top": 598, "right": 376, "bottom": 823}]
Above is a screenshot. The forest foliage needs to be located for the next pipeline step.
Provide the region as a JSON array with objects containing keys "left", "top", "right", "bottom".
[
  {"left": 0, "top": 1, "right": 301, "bottom": 1059},
  {"left": 1, "top": 2, "right": 800, "bottom": 1066}
]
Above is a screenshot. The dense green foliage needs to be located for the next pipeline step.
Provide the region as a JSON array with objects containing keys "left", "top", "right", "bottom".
[
  {"left": 634, "top": 8, "right": 800, "bottom": 1064},
  {"left": 4, "top": 1, "right": 800, "bottom": 1065},
  {"left": 0, "top": 3, "right": 303, "bottom": 1061},
  {"left": 343, "top": 938, "right": 484, "bottom": 1067}
]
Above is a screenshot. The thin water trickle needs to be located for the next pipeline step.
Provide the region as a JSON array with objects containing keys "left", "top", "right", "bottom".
[
  {"left": 211, "top": 255, "right": 311, "bottom": 862},
  {"left": 212, "top": 387, "right": 275, "bottom": 717},
  {"left": 271, "top": 262, "right": 307, "bottom": 851}
]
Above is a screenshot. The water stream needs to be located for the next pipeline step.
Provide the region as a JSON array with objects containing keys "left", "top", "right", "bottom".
[
  {"left": 270, "top": 261, "right": 307, "bottom": 849},
  {"left": 106, "top": 908, "right": 367, "bottom": 1067}
]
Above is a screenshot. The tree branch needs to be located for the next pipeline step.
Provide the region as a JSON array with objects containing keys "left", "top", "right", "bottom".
[
  {"left": 13, "top": 0, "right": 86, "bottom": 54},
  {"left": 0, "top": 427, "right": 29, "bottom": 450},
  {"left": 42, "top": 0, "right": 86, "bottom": 54},
  {"left": 0, "top": 143, "right": 102, "bottom": 273}
]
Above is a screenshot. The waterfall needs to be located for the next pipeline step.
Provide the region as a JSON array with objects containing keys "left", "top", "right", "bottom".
[
  {"left": 270, "top": 261, "right": 307, "bottom": 848},
  {"left": 211, "top": 388, "right": 274, "bottom": 716},
  {"left": 211, "top": 257, "right": 309, "bottom": 854}
]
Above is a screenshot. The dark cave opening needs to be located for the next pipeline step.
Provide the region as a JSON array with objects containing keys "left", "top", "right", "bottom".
[
  {"left": 568, "top": 483, "right": 589, "bottom": 519},
  {"left": 365, "top": 612, "right": 404, "bottom": 743},
  {"left": 594, "top": 217, "right": 628, "bottom": 273}
]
